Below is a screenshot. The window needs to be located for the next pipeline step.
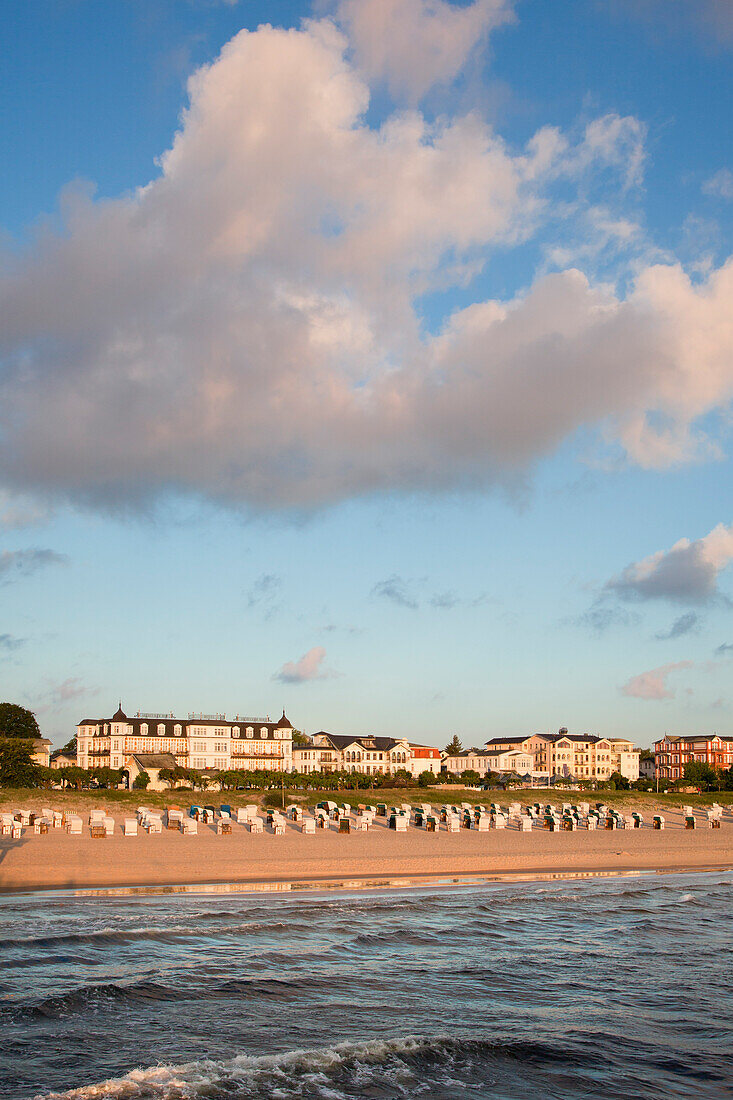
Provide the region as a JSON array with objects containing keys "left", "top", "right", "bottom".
[
  {"left": 174, "top": 724, "right": 181, "bottom": 735},
  {"left": 158, "top": 724, "right": 165, "bottom": 735},
  {"left": 141, "top": 724, "right": 148, "bottom": 735},
  {"left": 261, "top": 728, "right": 268, "bottom": 738},
  {"left": 232, "top": 727, "right": 240, "bottom": 738},
  {"left": 246, "top": 728, "right": 253, "bottom": 738}
]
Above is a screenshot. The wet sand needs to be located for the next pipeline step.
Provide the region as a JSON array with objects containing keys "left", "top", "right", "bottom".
[{"left": 1, "top": 807, "right": 731, "bottom": 892}]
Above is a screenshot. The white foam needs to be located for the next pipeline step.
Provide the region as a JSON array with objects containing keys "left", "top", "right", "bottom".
[{"left": 37, "top": 1035, "right": 452, "bottom": 1100}]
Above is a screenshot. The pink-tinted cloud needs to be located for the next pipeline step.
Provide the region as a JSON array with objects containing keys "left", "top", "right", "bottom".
[
  {"left": 333, "top": 0, "right": 514, "bottom": 102},
  {"left": 0, "top": 18, "right": 730, "bottom": 516},
  {"left": 274, "top": 646, "right": 331, "bottom": 683},
  {"left": 620, "top": 661, "right": 693, "bottom": 701}
]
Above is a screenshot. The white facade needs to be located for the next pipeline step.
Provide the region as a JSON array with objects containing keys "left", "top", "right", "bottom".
[
  {"left": 77, "top": 707, "right": 293, "bottom": 773},
  {"left": 442, "top": 749, "right": 534, "bottom": 778},
  {"left": 292, "top": 734, "right": 441, "bottom": 777}
]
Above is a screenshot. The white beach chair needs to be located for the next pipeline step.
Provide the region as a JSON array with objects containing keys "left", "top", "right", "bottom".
[
  {"left": 249, "top": 818, "right": 264, "bottom": 834},
  {"left": 446, "top": 815, "right": 460, "bottom": 832},
  {"left": 475, "top": 816, "right": 490, "bottom": 831},
  {"left": 301, "top": 817, "right": 316, "bottom": 834},
  {"left": 181, "top": 817, "right": 197, "bottom": 835},
  {"left": 53, "top": 810, "right": 63, "bottom": 828},
  {"left": 89, "top": 809, "right": 105, "bottom": 825},
  {"left": 66, "top": 816, "right": 82, "bottom": 835},
  {"left": 519, "top": 817, "right": 532, "bottom": 831},
  {"left": 146, "top": 815, "right": 163, "bottom": 834},
  {"left": 245, "top": 804, "right": 259, "bottom": 820},
  {"left": 493, "top": 813, "right": 507, "bottom": 830},
  {"left": 42, "top": 806, "right": 53, "bottom": 820},
  {"left": 586, "top": 816, "right": 597, "bottom": 830},
  {"left": 123, "top": 817, "right": 138, "bottom": 836},
  {"left": 103, "top": 816, "right": 115, "bottom": 836}
]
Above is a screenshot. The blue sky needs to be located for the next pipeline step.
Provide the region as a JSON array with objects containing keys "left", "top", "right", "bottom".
[{"left": 1, "top": 0, "right": 731, "bottom": 748}]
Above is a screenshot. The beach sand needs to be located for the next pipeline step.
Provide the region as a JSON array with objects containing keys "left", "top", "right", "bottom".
[{"left": 1, "top": 807, "right": 731, "bottom": 892}]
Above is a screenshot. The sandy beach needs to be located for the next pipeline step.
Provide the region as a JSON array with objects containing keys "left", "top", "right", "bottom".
[{"left": 1, "top": 806, "right": 731, "bottom": 892}]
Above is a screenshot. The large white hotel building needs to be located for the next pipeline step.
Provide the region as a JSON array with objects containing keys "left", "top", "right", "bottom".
[{"left": 77, "top": 705, "right": 294, "bottom": 773}]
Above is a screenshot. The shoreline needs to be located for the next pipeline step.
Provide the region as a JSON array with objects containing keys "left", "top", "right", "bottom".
[
  {"left": 2, "top": 804, "right": 731, "bottom": 896},
  {"left": 4, "top": 861, "right": 732, "bottom": 899}
]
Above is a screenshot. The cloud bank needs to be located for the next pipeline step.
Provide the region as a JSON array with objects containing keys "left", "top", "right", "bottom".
[{"left": 0, "top": 15, "right": 732, "bottom": 515}]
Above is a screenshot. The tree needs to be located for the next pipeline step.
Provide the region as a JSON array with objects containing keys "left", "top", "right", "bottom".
[
  {"left": 683, "top": 760, "right": 717, "bottom": 789},
  {"left": 0, "top": 739, "right": 43, "bottom": 788},
  {"left": 461, "top": 769, "right": 481, "bottom": 785},
  {"left": 60, "top": 735, "right": 78, "bottom": 755},
  {"left": 91, "top": 767, "right": 123, "bottom": 788},
  {"left": 132, "top": 770, "right": 150, "bottom": 790},
  {"left": 418, "top": 770, "right": 437, "bottom": 787},
  {"left": 59, "top": 765, "right": 88, "bottom": 790},
  {"left": 444, "top": 735, "right": 463, "bottom": 756},
  {"left": 0, "top": 703, "right": 40, "bottom": 741},
  {"left": 608, "top": 771, "right": 630, "bottom": 790},
  {"left": 291, "top": 730, "right": 309, "bottom": 746}
]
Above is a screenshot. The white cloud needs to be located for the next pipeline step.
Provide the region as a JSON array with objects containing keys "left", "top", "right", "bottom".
[
  {"left": 607, "top": 522, "right": 733, "bottom": 604},
  {"left": 0, "top": 17, "right": 731, "bottom": 516},
  {"left": 333, "top": 0, "right": 515, "bottom": 103},
  {"left": 620, "top": 661, "right": 693, "bottom": 701},
  {"left": 274, "top": 646, "right": 332, "bottom": 683},
  {"left": 703, "top": 168, "right": 733, "bottom": 200}
]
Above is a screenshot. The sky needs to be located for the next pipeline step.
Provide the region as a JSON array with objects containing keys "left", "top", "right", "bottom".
[{"left": 1, "top": 0, "right": 731, "bottom": 750}]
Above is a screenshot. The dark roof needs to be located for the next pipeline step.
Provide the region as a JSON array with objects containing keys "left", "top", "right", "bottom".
[
  {"left": 485, "top": 736, "right": 537, "bottom": 746},
  {"left": 128, "top": 753, "right": 178, "bottom": 770},
  {"left": 78, "top": 714, "right": 293, "bottom": 735},
  {"left": 113, "top": 704, "right": 127, "bottom": 721},
  {"left": 312, "top": 732, "right": 407, "bottom": 752},
  {"left": 277, "top": 711, "right": 293, "bottom": 729},
  {"left": 485, "top": 733, "right": 601, "bottom": 746}
]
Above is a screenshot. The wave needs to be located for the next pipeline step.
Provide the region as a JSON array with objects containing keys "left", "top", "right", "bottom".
[
  {"left": 35, "top": 1035, "right": 582, "bottom": 1100},
  {"left": 1, "top": 919, "right": 306, "bottom": 951},
  {"left": 3, "top": 971, "right": 367, "bottom": 1020}
]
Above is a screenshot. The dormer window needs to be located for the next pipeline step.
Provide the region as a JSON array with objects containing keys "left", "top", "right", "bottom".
[
  {"left": 158, "top": 724, "right": 165, "bottom": 736},
  {"left": 261, "top": 727, "right": 268, "bottom": 737},
  {"left": 232, "top": 727, "right": 240, "bottom": 738},
  {"left": 141, "top": 723, "right": 148, "bottom": 735},
  {"left": 246, "top": 727, "right": 253, "bottom": 739}
]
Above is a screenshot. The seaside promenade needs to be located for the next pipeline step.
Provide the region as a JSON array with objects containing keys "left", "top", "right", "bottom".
[{"left": 1, "top": 803, "right": 730, "bottom": 892}]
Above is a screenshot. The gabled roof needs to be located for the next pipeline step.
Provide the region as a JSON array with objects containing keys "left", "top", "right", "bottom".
[
  {"left": 312, "top": 732, "right": 408, "bottom": 752},
  {"left": 128, "top": 752, "right": 178, "bottom": 771}
]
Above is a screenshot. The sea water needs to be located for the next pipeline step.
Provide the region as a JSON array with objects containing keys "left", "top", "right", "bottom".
[{"left": 1, "top": 871, "right": 731, "bottom": 1100}]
